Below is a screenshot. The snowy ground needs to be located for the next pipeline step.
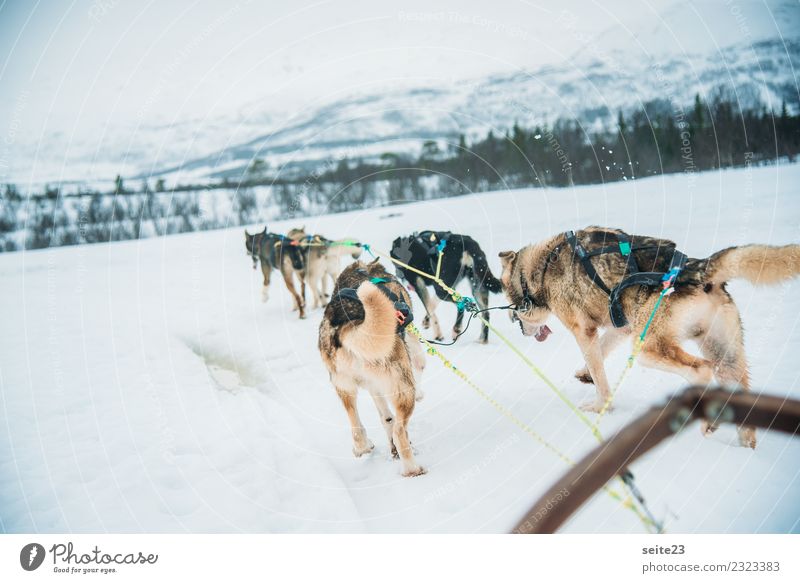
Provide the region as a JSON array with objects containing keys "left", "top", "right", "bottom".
[{"left": 2, "top": 163, "right": 799, "bottom": 533}]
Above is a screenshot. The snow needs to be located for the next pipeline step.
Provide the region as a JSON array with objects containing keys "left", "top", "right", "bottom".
[{"left": 1, "top": 162, "right": 799, "bottom": 533}]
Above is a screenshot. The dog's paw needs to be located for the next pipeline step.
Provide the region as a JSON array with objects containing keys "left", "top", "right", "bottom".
[
  {"left": 452, "top": 328, "right": 462, "bottom": 340},
  {"left": 738, "top": 427, "right": 757, "bottom": 449},
  {"left": 434, "top": 335, "right": 445, "bottom": 342},
  {"left": 402, "top": 466, "right": 427, "bottom": 478},
  {"left": 476, "top": 336, "right": 489, "bottom": 345},
  {"left": 700, "top": 420, "right": 718, "bottom": 437},
  {"left": 579, "top": 399, "right": 605, "bottom": 413},
  {"left": 575, "top": 368, "right": 594, "bottom": 384},
  {"left": 261, "top": 287, "right": 270, "bottom": 303},
  {"left": 353, "top": 440, "right": 375, "bottom": 457}
]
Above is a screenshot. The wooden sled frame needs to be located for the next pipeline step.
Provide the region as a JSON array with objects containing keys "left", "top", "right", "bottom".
[{"left": 513, "top": 386, "right": 800, "bottom": 533}]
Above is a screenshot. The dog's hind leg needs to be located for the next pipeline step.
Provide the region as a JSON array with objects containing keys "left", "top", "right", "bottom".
[
  {"left": 392, "top": 387, "right": 425, "bottom": 477},
  {"left": 412, "top": 277, "right": 432, "bottom": 329},
  {"left": 336, "top": 385, "right": 374, "bottom": 457},
  {"left": 300, "top": 272, "right": 307, "bottom": 310},
  {"left": 377, "top": 371, "right": 424, "bottom": 476},
  {"left": 473, "top": 286, "right": 491, "bottom": 344},
  {"left": 405, "top": 336, "right": 426, "bottom": 401},
  {"left": 306, "top": 263, "right": 323, "bottom": 309},
  {"left": 260, "top": 259, "right": 272, "bottom": 303},
  {"left": 695, "top": 303, "right": 756, "bottom": 448},
  {"left": 575, "top": 327, "right": 628, "bottom": 384},
  {"left": 327, "top": 272, "right": 337, "bottom": 302},
  {"left": 369, "top": 391, "right": 398, "bottom": 458},
  {"left": 323, "top": 256, "right": 339, "bottom": 303},
  {"left": 318, "top": 261, "right": 334, "bottom": 306},
  {"left": 280, "top": 261, "right": 306, "bottom": 318},
  {"left": 453, "top": 303, "right": 466, "bottom": 341},
  {"left": 413, "top": 277, "right": 444, "bottom": 341},
  {"left": 638, "top": 339, "right": 715, "bottom": 387},
  {"left": 425, "top": 297, "right": 444, "bottom": 342}
]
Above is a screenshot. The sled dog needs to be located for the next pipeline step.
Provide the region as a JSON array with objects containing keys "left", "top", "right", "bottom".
[
  {"left": 244, "top": 227, "right": 307, "bottom": 318},
  {"left": 287, "top": 227, "right": 363, "bottom": 309},
  {"left": 499, "top": 226, "right": 800, "bottom": 449},
  {"left": 318, "top": 259, "right": 426, "bottom": 476},
  {"left": 391, "top": 231, "right": 502, "bottom": 343}
]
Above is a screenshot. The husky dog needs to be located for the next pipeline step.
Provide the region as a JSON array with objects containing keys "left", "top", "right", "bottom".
[
  {"left": 390, "top": 231, "right": 502, "bottom": 343},
  {"left": 244, "top": 227, "right": 307, "bottom": 318},
  {"left": 286, "top": 227, "right": 363, "bottom": 309},
  {"left": 499, "top": 226, "right": 800, "bottom": 449},
  {"left": 318, "top": 259, "right": 427, "bottom": 477}
]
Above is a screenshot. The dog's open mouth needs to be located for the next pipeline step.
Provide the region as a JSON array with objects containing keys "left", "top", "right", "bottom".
[
  {"left": 518, "top": 318, "right": 552, "bottom": 341},
  {"left": 534, "top": 325, "right": 552, "bottom": 342}
]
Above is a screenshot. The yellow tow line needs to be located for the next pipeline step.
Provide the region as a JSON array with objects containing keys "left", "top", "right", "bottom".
[{"left": 363, "top": 244, "right": 659, "bottom": 531}]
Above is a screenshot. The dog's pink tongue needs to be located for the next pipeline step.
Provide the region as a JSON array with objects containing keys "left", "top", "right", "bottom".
[{"left": 535, "top": 325, "right": 552, "bottom": 342}]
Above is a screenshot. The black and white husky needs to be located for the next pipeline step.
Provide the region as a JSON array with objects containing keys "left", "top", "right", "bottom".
[{"left": 390, "top": 231, "right": 502, "bottom": 343}]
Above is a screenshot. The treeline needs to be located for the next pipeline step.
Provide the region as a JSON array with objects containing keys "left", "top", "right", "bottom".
[
  {"left": 0, "top": 183, "right": 262, "bottom": 252},
  {"left": 1, "top": 91, "right": 798, "bottom": 252},
  {"left": 316, "top": 92, "right": 799, "bottom": 194}
]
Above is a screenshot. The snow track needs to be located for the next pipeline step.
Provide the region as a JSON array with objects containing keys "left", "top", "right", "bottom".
[{"left": 2, "top": 164, "right": 799, "bottom": 532}]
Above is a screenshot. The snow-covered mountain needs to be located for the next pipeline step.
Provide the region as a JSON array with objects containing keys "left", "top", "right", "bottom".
[
  {"left": 6, "top": 0, "right": 799, "bottom": 189},
  {"left": 155, "top": 36, "right": 799, "bottom": 185}
]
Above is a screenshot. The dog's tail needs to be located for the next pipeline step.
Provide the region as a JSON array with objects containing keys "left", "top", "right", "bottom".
[
  {"left": 339, "top": 282, "right": 398, "bottom": 361},
  {"left": 706, "top": 244, "right": 800, "bottom": 286},
  {"left": 469, "top": 245, "right": 503, "bottom": 293}
]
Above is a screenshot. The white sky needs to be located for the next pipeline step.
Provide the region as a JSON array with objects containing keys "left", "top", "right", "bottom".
[{"left": 3, "top": 0, "right": 796, "bottom": 185}]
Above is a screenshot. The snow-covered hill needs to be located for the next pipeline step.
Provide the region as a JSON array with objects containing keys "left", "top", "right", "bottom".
[
  {"left": 155, "top": 37, "right": 799, "bottom": 186},
  {"left": 5, "top": 0, "right": 799, "bottom": 189},
  {"left": 2, "top": 163, "right": 799, "bottom": 533}
]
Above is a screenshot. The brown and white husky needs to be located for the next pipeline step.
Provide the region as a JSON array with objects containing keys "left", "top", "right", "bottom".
[
  {"left": 287, "top": 227, "right": 363, "bottom": 309},
  {"left": 318, "top": 260, "right": 427, "bottom": 476},
  {"left": 499, "top": 226, "right": 800, "bottom": 449}
]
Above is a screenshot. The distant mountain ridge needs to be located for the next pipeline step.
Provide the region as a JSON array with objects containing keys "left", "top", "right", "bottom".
[
  {"left": 152, "top": 35, "right": 799, "bottom": 184},
  {"left": 8, "top": 0, "right": 799, "bottom": 189}
]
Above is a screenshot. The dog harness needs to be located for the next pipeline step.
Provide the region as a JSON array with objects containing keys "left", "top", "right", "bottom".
[
  {"left": 333, "top": 272, "right": 413, "bottom": 336},
  {"left": 517, "top": 244, "right": 561, "bottom": 314},
  {"left": 412, "top": 230, "right": 451, "bottom": 272},
  {"left": 563, "top": 230, "right": 687, "bottom": 328}
]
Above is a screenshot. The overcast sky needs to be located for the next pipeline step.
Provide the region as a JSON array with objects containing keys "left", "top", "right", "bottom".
[
  {"left": 4, "top": 0, "right": 796, "bottom": 185},
  {"left": 0, "top": 1, "right": 686, "bottom": 141}
]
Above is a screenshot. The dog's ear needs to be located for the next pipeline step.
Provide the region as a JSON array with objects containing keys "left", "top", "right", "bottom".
[
  {"left": 498, "top": 250, "right": 517, "bottom": 274},
  {"left": 498, "top": 250, "right": 517, "bottom": 263},
  {"left": 244, "top": 229, "right": 251, "bottom": 238},
  {"left": 262, "top": 226, "right": 267, "bottom": 234}
]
